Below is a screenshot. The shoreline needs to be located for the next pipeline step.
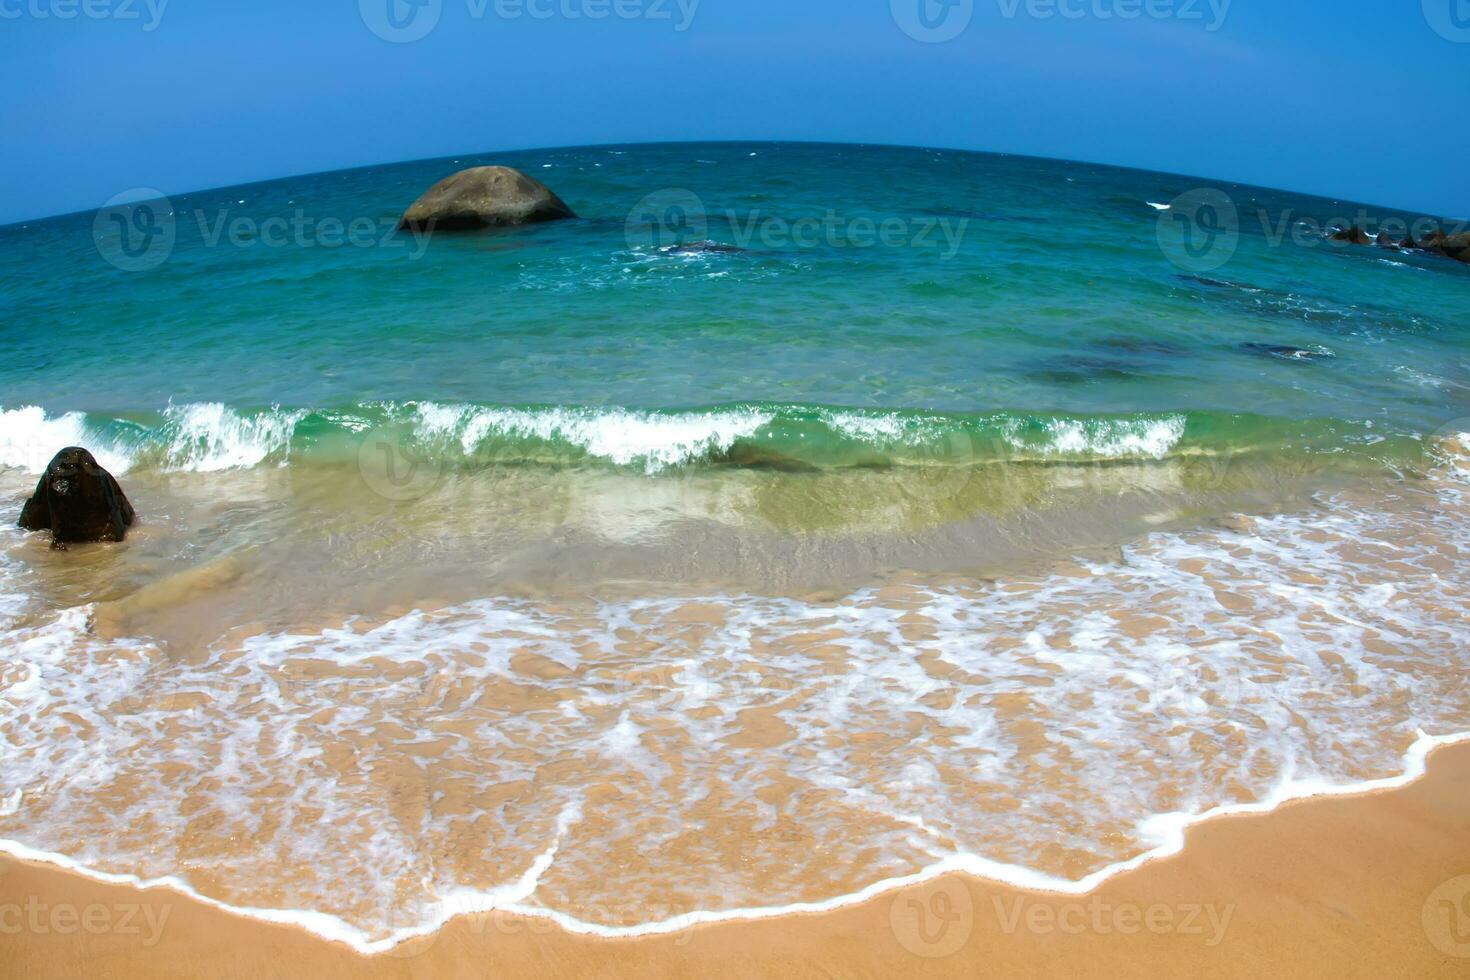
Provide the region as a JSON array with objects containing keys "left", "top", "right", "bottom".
[
  {"left": 4, "top": 738, "right": 1470, "bottom": 977},
  {"left": 2, "top": 730, "right": 1466, "bottom": 952}
]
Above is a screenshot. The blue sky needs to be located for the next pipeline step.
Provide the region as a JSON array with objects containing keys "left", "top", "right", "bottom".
[{"left": 1, "top": 0, "right": 1467, "bottom": 224}]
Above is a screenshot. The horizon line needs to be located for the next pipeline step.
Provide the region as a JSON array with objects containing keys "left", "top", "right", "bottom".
[{"left": 4, "top": 138, "right": 1466, "bottom": 231}]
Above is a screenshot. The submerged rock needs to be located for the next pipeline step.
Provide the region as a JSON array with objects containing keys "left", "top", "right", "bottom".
[
  {"left": 659, "top": 240, "right": 747, "bottom": 256},
  {"left": 1177, "top": 274, "right": 1240, "bottom": 289},
  {"left": 397, "top": 166, "right": 577, "bottom": 232},
  {"left": 1241, "top": 343, "right": 1334, "bottom": 364},
  {"left": 18, "top": 447, "right": 135, "bottom": 549}
]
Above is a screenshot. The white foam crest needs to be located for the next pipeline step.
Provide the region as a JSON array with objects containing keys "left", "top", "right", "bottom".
[
  {"left": 1438, "top": 430, "right": 1470, "bottom": 481},
  {"left": 158, "top": 403, "right": 304, "bottom": 472},
  {"left": 1146, "top": 201, "right": 1171, "bottom": 211},
  {"left": 412, "top": 402, "right": 773, "bottom": 472},
  {"left": 821, "top": 410, "right": 914, "bottom": 444},
  {"left": 1005, "top": 415, "right": 1187, "bottom": 459},
  {"left": 0, "top": 406, "right": 132, "bottom": 474}
]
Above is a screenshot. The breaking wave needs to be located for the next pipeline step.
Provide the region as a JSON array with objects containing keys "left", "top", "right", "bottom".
[{"left": 0, "top": 401, "right": 1432, "bottom": 477}]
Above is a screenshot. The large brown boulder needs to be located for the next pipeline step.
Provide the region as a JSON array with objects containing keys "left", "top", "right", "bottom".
[
  {"left": 1397, "top": 228, "right": 1470, "bottom": 263},
  {"left": 397, "top": 166, "right": 576, "bottom": 231},
  {"left": 1418, "top": 229, "right": 1449, "bottom": 253},
  {"left": 18, "top": 448, "right": 135, "bottom": 550},
  {"left": 1440, "top": 232, "right": 1470, "bottom": 262}
]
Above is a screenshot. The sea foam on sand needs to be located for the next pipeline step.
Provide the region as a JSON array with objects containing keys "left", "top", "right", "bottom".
[{"left": 1, "top": 436, "right": 1468, "bottom": 953}]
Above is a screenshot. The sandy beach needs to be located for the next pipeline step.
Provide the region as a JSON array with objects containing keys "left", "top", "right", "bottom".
[{"left": 3, "top": 740, "right": 1467, "bottom": 979}]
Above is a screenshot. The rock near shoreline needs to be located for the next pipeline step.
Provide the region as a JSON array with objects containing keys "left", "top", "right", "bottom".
[
  {"left": 18, "top": 447, "right": 135, "bottom": 549},
  {"left": 397, "top": 166, "right": 577, "bottom": 232}
]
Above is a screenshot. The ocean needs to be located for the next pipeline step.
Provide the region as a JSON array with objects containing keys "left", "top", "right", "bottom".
[{"left": 1, "top": 141, "right": 1468, "bottom": 950}]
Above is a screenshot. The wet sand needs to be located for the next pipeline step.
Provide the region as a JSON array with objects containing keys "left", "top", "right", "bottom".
[{"left": 3, "top": 741, "right": 1468, "bottom": 979}]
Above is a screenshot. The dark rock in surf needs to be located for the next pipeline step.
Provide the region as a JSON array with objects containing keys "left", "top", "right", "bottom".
[
  {"left": 1095, "top": 335, "right": 1189, "bottom": 357},
  {"left": 1241, "top": 343, "right": 1334, "bottom": 364},
  {"left": 397, "top": 166, "right": 577, "bottom": 232},
  {"left": 660, "top": 240, "right": 747, "bottom": 256},
  {"left": 1416, "top": 229, "right": 1448, "bottom": 254},
  {"left": 1401, "top": 229, "right": 1468, "bottom": 262},
  {"left": 1329, "top": 226, "right": 1372, "bottom": 246},
  {"left": 1375, "top": 232, "right": 1399, "bottom": 249},
  {"left": 1031, "top": 356, "right": 1143, "bottom": 385},
  {"left": 715, "top": 443, "right": 817, "bottom": 472},
  {"left": 1177, "top": 274, "right": 1239, "bottom": 289},
  {"left": 18, "top": 447, "right": 135, "bottom": 550}
]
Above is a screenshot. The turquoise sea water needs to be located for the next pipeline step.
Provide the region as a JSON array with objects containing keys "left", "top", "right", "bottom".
[{"left": 1, "top": 141, "right": 1467, "bottom": 480}]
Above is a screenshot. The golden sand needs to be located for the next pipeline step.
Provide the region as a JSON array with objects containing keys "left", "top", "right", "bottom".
[{"left": 2, "top": 741, "right": 1468, "bottom": 979}]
